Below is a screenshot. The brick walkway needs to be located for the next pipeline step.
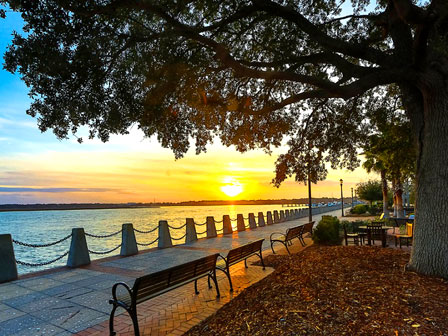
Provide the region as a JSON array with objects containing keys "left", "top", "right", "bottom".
[{"left": 0, "top": 209, "right": 342, "bottom": 336}]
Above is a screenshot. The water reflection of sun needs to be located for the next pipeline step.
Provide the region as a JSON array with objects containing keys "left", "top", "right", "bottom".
[{"left": 220, "top": 177, "right": 243, "bottom": 197}]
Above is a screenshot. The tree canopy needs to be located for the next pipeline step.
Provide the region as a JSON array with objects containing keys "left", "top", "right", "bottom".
[
  {"left": 356, "top": 180, "right": 383, "bottom": 206},
  {"left": 3, "top": 0, "right": 448, "bottom": 278}
]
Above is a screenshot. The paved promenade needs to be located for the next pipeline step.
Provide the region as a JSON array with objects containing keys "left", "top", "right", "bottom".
[{"left": 0, "top": 209, "right": 342, "bottom": 336}]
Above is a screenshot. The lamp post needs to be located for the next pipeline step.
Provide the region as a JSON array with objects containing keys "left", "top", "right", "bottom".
[
  {"left": 351, "top": 187, "right": 354, "bottom": 208},
  {"left": 308, "top": 172, "right": 312, "bottom": 222},
  {"left": 340, "top": 179, "right": 344, "bottom": 217}
]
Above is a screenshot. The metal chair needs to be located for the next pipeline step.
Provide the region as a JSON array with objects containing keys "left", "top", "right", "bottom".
[
  {"left": 394, "top": 222, "right": 413, "bottom": 248},
  {"left": 366, "top": 222, "right": 386, "bottom": 246},
  {"left": 343, "top": 223, "right": 362, "bottom": 246}
]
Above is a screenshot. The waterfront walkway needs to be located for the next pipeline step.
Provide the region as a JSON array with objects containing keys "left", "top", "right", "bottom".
[{"left": 0, "top": 209, "right": 342, "bottom": 336}]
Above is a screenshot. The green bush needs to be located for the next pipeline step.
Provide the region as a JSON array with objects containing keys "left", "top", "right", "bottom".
[
  {"left": 312, "top": 216, "right": 341, "bottom": 245},
  {"left": 368, "top": 204, "right": 380, "bottom": 215},
  {"left": 351, "top": 204, "right": 368, "bottom": 214},
  {"left": 340, "top": 220, "right": 368, "bottom": 233}
]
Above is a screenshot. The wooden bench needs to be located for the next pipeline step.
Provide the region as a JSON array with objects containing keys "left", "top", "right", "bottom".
[
  {"left": 109, "top": 254, "right": 220, "bottom": 336},
  {"left": 215, "top": 239, "right": 265, "bottom": 292},
  {"left": 300, "top": 221, "right": 315, "bottom": 245},
  {"left": 270, "top": 222, "right": 314, "bottom": 254}
]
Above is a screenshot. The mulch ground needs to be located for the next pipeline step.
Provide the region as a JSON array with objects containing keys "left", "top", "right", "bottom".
[{"left": 185, "top": 245, "right": 448, "bottom": 336}]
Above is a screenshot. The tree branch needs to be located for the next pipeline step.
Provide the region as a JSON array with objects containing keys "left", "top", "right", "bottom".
[{"left": 251, "top": 0, "right": 389, "bottom": 66}]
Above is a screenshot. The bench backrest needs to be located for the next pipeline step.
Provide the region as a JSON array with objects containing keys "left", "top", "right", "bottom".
[
  {"left": 133, "top": 253, "right": 218, "bottom": 304},
  {"left": 285, "top": 225, "right": 304, "bottom": 240},
  {"left": 302, "top": 221, "right": 315, "bottom": 234},
  {"left": 226, "top": 239, "right": 264, "bottom": 266}
]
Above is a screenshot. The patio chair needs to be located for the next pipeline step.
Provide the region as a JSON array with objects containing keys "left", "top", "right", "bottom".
[
  {"left": 343, "top": 223, "right": 362, "bottom": 246},
  {"left": 366, "top": 222, "right": 386, "bottom": 246},
  {"left": 394, "top": 222, "right": 413, "bottom": 248}
]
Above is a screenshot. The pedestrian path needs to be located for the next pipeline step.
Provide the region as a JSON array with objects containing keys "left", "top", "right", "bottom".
[{"left": 0, "top": 209, "right": 341, "bottom": 336}]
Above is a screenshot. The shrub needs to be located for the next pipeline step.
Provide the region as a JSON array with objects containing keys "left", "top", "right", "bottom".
[
  {"left": 340, "top": 220, "right": 368, "bottom": 233},
  {"left": 312, "top": 216, "right": 341, "bottom": 245},
  {"left": 351, "top": 204, "right": 368, "bottom": 214},
  {"left": 367, "top": 204, "right": 379, "bottom": 215}
]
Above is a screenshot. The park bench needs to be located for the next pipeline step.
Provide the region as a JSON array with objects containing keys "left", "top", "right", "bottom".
[
  {"left": 270, "top": 222, "right": 314, "bottom": 254},
  {"left": 109, "top": 253, "right": 220, "bottom": 336},
  {"left": 215, "top": 239, "right": 265, "bottom": 292},
  {"left": 300, "top": 221, "right": 315, "bottom": 245}
]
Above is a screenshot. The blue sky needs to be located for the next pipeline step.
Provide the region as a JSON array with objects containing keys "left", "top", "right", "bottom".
[{"left": 0, "top": 4, "right": 371, "bottom": 204}]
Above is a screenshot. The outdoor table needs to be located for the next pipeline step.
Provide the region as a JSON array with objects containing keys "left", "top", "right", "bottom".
[{"left": 358, "top": 226, "right": 394, "bottom": 248}]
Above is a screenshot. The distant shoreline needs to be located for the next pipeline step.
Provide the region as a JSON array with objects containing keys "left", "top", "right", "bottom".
[{"left": 0, "top": 198, "right": 348, "bottom": 212}]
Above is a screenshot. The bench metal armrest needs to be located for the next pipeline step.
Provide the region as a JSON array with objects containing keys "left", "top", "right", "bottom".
[
  {"left": 270, "top": 232, "right": 286, "bottom": 241},
  {"left": 111, "top": 282, "right": 133, "bottom": 305}
]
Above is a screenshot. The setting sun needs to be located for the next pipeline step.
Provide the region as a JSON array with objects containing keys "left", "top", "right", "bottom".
[{"left": 220, "top": 177, "right": 243, "bottom": 197}]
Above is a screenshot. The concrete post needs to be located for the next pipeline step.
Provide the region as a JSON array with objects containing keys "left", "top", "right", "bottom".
[
  {"left": 206, "top": 216, "right": 217, "bottom": 238},
  {"left": 120, "top": 223, "right": 138, "bottom": 256},
  {"left": 185, "top": 218, "right": 197, "bottom": 243},
  {"left": 280, "top": 210, "right": 285, "bottom": 222},
  {"left": 273, "top": 210, "right": 280, "bottom": 223},
  {"left": 237, "top": 214, "right": 246, "bottom": 232},
  {"left": 248, "top": 213, "right": 257, "bottom": 229},
  {"left": 222, "top": 215, "right": 233, "bottom": 234},
  {"left": 285, "top": 209, "right": 290, "bottom": 219},
  {"left": 67, "top": 228, "right": 90, "bottom": 268},
  {"left": 266, "top": 211, "right": 274, "bottom": 225},
  {"left": 258, "top": 212, "right": 266, "bottom": 227},
  {"left": 158, "top": 220, "right": 173, "bottom": 249},
  {"left": 0, "top": 234, "right": 18, "bottom": 283}
]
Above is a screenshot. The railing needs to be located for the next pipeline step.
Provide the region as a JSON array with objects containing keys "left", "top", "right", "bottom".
[{"left": 0, "top": 204, "right": 344, "bottom": 283}]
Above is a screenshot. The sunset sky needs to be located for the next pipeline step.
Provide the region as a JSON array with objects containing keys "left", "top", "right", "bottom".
[{"left": 0, "top": 6, "right": 374, "bottom": 204}]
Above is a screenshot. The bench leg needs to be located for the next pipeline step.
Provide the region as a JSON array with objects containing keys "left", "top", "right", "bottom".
[
  {"left": 109, "top": 304, "right": 118, "bottom": 336},
  {"left": 209, "top": 272, "right": 220, "bottom": 298},
  {"left": 244, "top": 258, "right": 248, "bottom": 268},
  {"left": 284, "top": 241, "right": 291, "bottom": 255},
  {"left": 270, "top": 241, "right": 276, "bottom": 254},
  {"left": 299, "top": 235, "right": 306, "bottom": 247},
  {"left": 131, "top": 309, "right": 140, "bottom": 336},
  {"left": 257, "top": 252, "right": 265, "bottom": 270},
  {"left": 194, "top": 279, "right": 200, "bottom": 294},
  {"left": 217, "top": 267, "right": 233, "bottom": 292}
]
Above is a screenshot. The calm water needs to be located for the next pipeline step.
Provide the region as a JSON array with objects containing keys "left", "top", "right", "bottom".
[{"left": 0, "top": 204, "right": 304, "bottom": 275}]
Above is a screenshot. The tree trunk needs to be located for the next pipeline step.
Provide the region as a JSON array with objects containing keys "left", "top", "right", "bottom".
[
  {"left": 381, "top": 170, "right": 389, "bottom": 218},
  {"left": 394, "top": 178, "right": 404, "bottom": 218},
  {"left": 392, "top": 179, "right": 397, "bottom": 217},
  {"left": 408, "top": 88, "right": 448, "bottom": 279}
]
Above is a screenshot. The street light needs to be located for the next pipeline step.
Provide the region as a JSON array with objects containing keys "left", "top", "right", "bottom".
[
  {"left": 351, "top": 187, "right": 354, "bottom": 208},
  {"left": 308, "top": 171, "right": 312, "bottom": 222},
  {"left": 340, "top": 179, "right": 344, "bottom": 217}
]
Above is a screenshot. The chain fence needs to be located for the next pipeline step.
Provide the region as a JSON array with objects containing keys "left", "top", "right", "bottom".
[
  {"left": 171, "top": 233, "right": 187, "bottom": 241},
  {"left": 197, "top": 229, "right": 207, "bottom": 235},
  {"left": 15, "top": 250, "right": 70, "bottom": 267},
  {"left": 167, "top": 223, "right": 187, "bottom": 230},
  {"left": 85, "top": 230, "right": 122, "bottom": 239},
  {"left": 134, "top": 226, "right": 158, "bottom": 234},
  {"left": 88, "top": 244, "right": 122, "bottom": 255},
  {"left": 12, "top": 234, "right": 72, "bottom": 248},
  {"left": 136, "top": 237, "right": 159, "bottom": 246}
]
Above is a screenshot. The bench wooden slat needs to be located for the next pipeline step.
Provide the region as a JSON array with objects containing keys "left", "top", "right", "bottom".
[
  {"left": 270, "top": 222, "right": 314, "bottom": 255},
  {"left": 216, "top": 239, "right": 265, "bottom": 292},
  {"left": 109, "top": 253, "right": 220, "bottom": 336}
]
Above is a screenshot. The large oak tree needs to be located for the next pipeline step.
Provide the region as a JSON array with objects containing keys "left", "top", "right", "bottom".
[{"left": 2, "top": 0, "right": 448, "bottom": 277}]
